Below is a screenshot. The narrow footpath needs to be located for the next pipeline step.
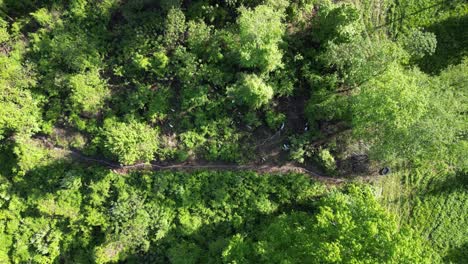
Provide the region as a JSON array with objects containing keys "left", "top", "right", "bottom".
[{"left": 51, "top": 145, "right": 347, "bottom": 184}]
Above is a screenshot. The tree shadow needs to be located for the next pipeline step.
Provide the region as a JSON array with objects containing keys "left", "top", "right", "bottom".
[
  {"left": 419, "top": 15, "right": 468, "bottom": 74},
  {"left": 443, "top": 242, "right": 468, "bottom": 263},
  {"left": 425, "top": 169, "right": 468, "bottom": 196},
  {"left": 0, "top": 140, "right": 17, "bottom": 177},
  {"left": 121, "top": 197, "right": 319, "bottom": 264},
  {"left": 0, "top": 0, "right": 58, "bottom": 18}
]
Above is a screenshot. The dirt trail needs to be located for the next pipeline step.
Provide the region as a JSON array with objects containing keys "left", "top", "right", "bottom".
[{"left": 51, "top": 146, "right": 346, "bottom": 184}]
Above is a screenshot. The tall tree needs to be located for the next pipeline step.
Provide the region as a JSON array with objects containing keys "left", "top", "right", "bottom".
[
  {"left": 352, "top": 62, "right": 467, "bottom": 170},
  {"left": 236, "top": 1, "right": 287, "bottom": 72}
]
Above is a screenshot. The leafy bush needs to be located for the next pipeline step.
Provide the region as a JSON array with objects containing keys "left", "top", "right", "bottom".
[
  {"left": 101, "top": 119, "right": 159, "bottom": 165},
  {"left": 0, "top": 43, "right": 41, "bottom": 140},
  {"left": 164, "top": 8, "right": 186, "bottom": 48},
  {"left": 265, "top": 110, "right": 286, "bottom": 130},
  {"left": 68, "top": 68, "right": 109, "bottom": 116},
  {"left": 401, "top": 28, "right": 437, "bottom": 60},
  {"left": 0, "top": 18, "right": 9, "bottom": 43},
  {"left": 289, "top": 134, "right": 309, "bottom": 163},
  {"left": 313, "top": 1, "right": 363, "bottom": 44},
  {"left": 228, "top": 73, "right": 274, "bottom": 109},
  {"left": 318, "top": 148, "right": 336, "bottom": 173}
]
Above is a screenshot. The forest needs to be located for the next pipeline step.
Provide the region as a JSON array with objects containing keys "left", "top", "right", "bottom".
[{"left": 0, "top": 0, "right": 466, "bottom": 263}]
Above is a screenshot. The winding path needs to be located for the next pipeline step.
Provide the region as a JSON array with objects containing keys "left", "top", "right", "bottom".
[{"left": 51, "top": 145, "right": 346, "bottom": 184}]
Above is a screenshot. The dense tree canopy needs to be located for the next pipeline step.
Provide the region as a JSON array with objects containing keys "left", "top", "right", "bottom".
[
  {"left": 223, "top": 186, "right": 435, "bottom": 263},
  {"left": 0, "top": 0, "right": 466, "bottom": 263},
  {"left": 0, "top": 165, "right": 436, "bottom": 263}
]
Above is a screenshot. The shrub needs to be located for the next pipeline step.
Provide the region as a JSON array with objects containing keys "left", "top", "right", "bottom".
[
  {"left": 102, "top": 119, "right": 159, "bottom": 165},
  {"left": 0, "top": 18, "right": 9, "bottom": 43},
  {"left": 265, "top": 110, "right": 286, "bottom": 130},
  {"left": 401, "top": 28, "right": 437, "bottom": 60},
  {"left": 228, "top": 74, "right": 274, "bottom": 109},
  {"left": 318, "top": 148, "right": 336, "bottom": 173},
  {"left": 68, "top": 68, "right": 109, "bottom": 116}
]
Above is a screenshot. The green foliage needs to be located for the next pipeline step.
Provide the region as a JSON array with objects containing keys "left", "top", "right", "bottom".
[
  {"left": 321, "top": 36, "right": 409, "bottom": 86},
  {"left": 387, "top": 0, "right": 467, "bottom": 35},
  {"left": 186, "top": 20, "right": 212, "bottom": 53},
  {"left": 11, "top": 136, "right": 49, "bottom": 176},
  {"left": 67, "top": 68, "right": 109, "bottom": 115},
  {"left": 0, "top": 1, "right": 465, "bottom": 262},
  {"left": 304, "top": 72, "right": 350, "bottom": 122},
  {"left": 0, "top": 43, "right": 41, "bottom": 140},
  {"left": 237, "top": 2, "right": 286, "bottom": 72},
  {"left": 164, "top": 8, "right": 186, "bottom": 48},
  {"left": 313, "top": 1, "right": 363, "bottom": 44},
  {"left": 223, "top": 185, "right": 436, "bottom": 263},
  {"left": 410, "top": 187, "right": 468, "bottom": 257},
  {"left": 0, "top": 166, "right": 330, "bottom": 263},
  {"left": 31, "top": 28, "right": 103, "bottom": 73},
  {"left": 0, "top": 84, "right": 41, "bottom": 140},
  {"left": 0, "top": 18, "right": 9, "bottom": 43},
  {"left": 13, "top": 218, "right": 63, "bottom": 263},
  {"left": 387, "top": 0, "right": 468, "bottom": 73},
  {"left": 376, "top": 169, "right": 468, "bottom": 261},
  {"left": 101, "top": 119, "right": 159, "bottom": 165},
  {"left": 352, "top": 64, "right": 428, "bottom": 165},
  {"left": 265, "top": 110, "right": 286, "bottom": 130},
  {"left": 318, "top": 148, "right": 336, "bottom": 173},
  {"left": 401, "top": 28, "right": 437, "bottom": 60},
  {"left": 306, "top": 35, "right": 409, "bottom": 126},
  {"left": 289, "top": 134, "right": 311, "bottom": 164},
  {"left": 159, "top": 0, "right": 183, "bottom": 12},
  {"left": 150, "top": 51, "right": 169, "bottom": 74},
  {"left": 30, "top": 8, "right": 54, "bottom": 27},
  {"left": 0, "top": 164, "right": 438, "bottom": 263},
  {"left": 228, "top": 73, "right": 274, "bottom": 109},
  {"left": 180, "top": 119, "right": 245, "bottom": 162},
  {"left": 352, "top": 62, "right": 467, "bottom": 170}
]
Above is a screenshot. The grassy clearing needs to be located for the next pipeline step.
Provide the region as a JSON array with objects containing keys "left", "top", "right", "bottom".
[{"left": 373, "top": 170, "right": 468, "bottom": 261}]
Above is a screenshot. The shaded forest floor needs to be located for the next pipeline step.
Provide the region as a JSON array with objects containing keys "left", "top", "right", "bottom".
[
  {"left": 33, "top": 94, "right": 365, "bottom": 185},
  {"left": 36, "top": 133, "right": 387, "bottom": 186},
  {"left": 45, "top": 138, "right": 345, "bottom": 184},
  {"left": 33, "top": 93, "right": 377, "bottom": 185}
]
